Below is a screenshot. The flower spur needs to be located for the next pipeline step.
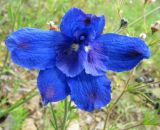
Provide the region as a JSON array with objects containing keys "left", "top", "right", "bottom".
[{"left": 5, "top": 8, "right": 150, "bottom": 112}]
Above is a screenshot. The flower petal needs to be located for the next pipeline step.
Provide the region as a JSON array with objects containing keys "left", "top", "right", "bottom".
[
  {"left": 67, "top": 71, "right": 111, "bottom": 112},
  {"left": 5, "top": 28, "right": 65, "bottom": 70},
  {"left": 96, "top": 33, "right": 151, "bottom": 72},
  {"left": 84, "top": 42, "right": 108, "bottom": 76},
  {"left": 37, "top": 68, "right": 70, "bottom": 105},
  {"left": 60, "top": 8, "right": 105, "bottom": 40},
  {"left": 56, "top": 43, "right": 87, "bottom": 77}
]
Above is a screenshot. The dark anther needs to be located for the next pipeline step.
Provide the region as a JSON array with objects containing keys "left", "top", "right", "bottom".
[{"left": 84, "top": 17, "right": 91, "bottom": 25}]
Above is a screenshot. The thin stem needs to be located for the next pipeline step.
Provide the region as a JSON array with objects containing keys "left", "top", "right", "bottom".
[
  {"left": 65, "top": 99, "right": 75, "bottom": 128},
  {"left": 116, "top": 6, "right": 160, "bottom": 33},
  {"left": 134, "top": 81, "right": 160, "bottom": 90},
  {"left": 122, "top": 122, "right": 143, "bottom": 130},
  {"left": 0, "top": 51, "right": 9, "bottom": 75},
  {"left": 68, "top": 98, "right": 72, "bottom": 110},
  {"left": 137, "top": 92, "right": 155, "bottom": 105},
  {"left": 0, "top": 88, "right": 38, "bottom": 118},
  {"left": 143, "top": 4, "right": 147, "bottom": 32},
  {"left": 62, "top": 98, "right": 68, "bottom": 130},
  {"left": 103, "top": 109, "right": 110, "bottom": 130},
  {"left": 142, "top": 94, "right": 155, "bottom": 105},
  {"left": 49, "top": 103, "right": 58, "bottom": 130},
  {"left": 129, "top": 6, "right": 160, "bottom": 27},
  {"left": 122, "top": 122, "right": 160, "bottom": 130},
  {"left": 149, "top": 40, "right": 160, "bottom": 47},
  {"left": 50, "top": 119, "right": 56, "bottom": 129},
  {"left": 103, "top": 70, "right": 134, "bottom": 130},
  {"left": 0, "top": 51, "right": 9, "bottom": 96}
]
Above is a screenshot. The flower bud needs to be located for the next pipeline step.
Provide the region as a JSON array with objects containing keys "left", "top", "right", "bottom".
[
  {"left": 139, "top": 33, "right": 147, "bottom": 40},
  {"left": 119, "top": 18, "right": 128, "bottom": 29},
  {"left": 151, "top": 20, "right": 160, "bottom": 33},
  {"left": 145, "top": 0, "right": 156, "bottom": 4},
  {"left": 47, "top": 20, "right": 58, "bottom": 30}
]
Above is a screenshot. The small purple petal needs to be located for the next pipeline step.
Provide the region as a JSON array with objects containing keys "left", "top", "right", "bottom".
[
  {"left": 56, "top": 42, "right": 87, "bottom": 77},
  {"left": 84, "top": 42, "right": 108, "bottom": 76}
]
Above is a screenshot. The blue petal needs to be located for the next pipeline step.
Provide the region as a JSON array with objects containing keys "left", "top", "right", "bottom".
[
  {"left": 84, "top": 42, "right": 108, "bottom": 76},
  {"left": 5, "top": 28, "right": 65, "bottom": 70},
  {"left": 56, "top": 43, "right": 87, "bottom": 77},
  {"left": 37, "top": 68, "right": 70, "bottom": 105},
  {"left": 67, "top": 71, "right": 111, "bottom": 112},
  {"left": 60, "top": 8, "right": 105, "bottom": 40},
  {"left": 95, "top": 33, "right": 151, "bottom": 72}
]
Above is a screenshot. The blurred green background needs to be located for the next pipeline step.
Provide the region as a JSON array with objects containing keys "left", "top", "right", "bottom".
[{"left": 0, "top": 0, "right": 160, "bottom": 130}]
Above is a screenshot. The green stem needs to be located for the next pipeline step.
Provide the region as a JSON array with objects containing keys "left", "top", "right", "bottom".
[
  {"left": 0, "top": 51, "right": 9, "bottom": 75},
  {"left": 0, "top": 88, "right": 38, "bottom": 118},
  {"left": 62, "top": 98, "right": 68, "bottom": 130},
  {"left": 122, "top": 122, "right": 160, "bottom": 130},
  {"left": 0, "top": 51, "right": 9, "bottom": 96},
  {"left": 103, "top": 70, "right": 134, "bottom": 130},
  {"left": 122, "top": 122, "right": 143, "bottom": 130},
  {"left": 134, "top": 81, "right": 160, "bottom": 90},
  {"left": 50, "top": 119, "right": 56, "bottom": 129},
  {"left": 149, "top": 40, "right": 160, "bottom": 47},
  {"left": 129, "top": 6, "right": 160, "bottom": 27},
  {"left": 49, "top": 103, "right": 58, "bottom": 130},
  {"left": 137, "top": 92, "right": 155, "bottom": 105},
  {"left": 117, "top": 6, "right": 160, "bottom": 33}
]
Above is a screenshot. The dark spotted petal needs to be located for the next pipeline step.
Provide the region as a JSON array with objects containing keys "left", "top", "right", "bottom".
[
  {"left": 67, "top": 71, "right": 111, "bottom": 112},
  {"left": 5, "top": 28, "right": 65, "bottom": 70},
  {"left": 37, "top": 68, "right": 70, "bottom": 105},
  {"left": 95, "top": 33, "right": 151, "bottom": 72}
]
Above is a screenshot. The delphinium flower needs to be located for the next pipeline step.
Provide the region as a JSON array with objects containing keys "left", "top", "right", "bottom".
[{"left": 5, "top": 8, "right": 150, "bottom": 112}]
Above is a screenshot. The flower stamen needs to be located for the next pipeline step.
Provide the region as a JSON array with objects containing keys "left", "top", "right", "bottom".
[
  {"left": 85, "top": 45, "right": 91, "bottom": 52},
  {"left": 71, "top": 43, "right": 79, "bottom": 51}
]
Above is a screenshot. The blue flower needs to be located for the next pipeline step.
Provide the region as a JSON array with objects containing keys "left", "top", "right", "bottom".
[{"left": 5, "top": 8, "right": 150, "bottom": 112}]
